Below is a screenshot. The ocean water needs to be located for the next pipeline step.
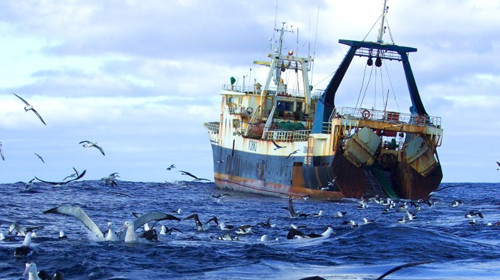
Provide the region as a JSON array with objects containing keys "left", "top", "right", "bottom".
[{"left": 1, "top": 181, "right": 500, "bottom": 280}]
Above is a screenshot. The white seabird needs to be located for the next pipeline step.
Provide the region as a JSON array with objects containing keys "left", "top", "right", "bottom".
[
  {"left": 79, "top": 140, "right": 105, "bottom": 156},
  {"left": 14, "top": 231, "right": 34, "bottom": 257},
  {"left": 184, "top": 214, "right": 218, "bottom": 231},
  {"left": 12, "top": 92, "right": 47, "bottom": 125},
  {"left": 105, "top": 222, "right": 119, "bottom": 241},
  {"left": 23, "top": 262, "right": 42, "bottom": 280},
  {"left": 120, "top": 212, "right": 181, "bottom": 243},
  {"left": 101, "top": 172, "right": 119, "bottom": 186}
]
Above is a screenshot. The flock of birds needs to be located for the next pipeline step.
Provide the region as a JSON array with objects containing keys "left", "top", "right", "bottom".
[
  {"left": 2, "top": 181, "right": 497, "bottom": 280},
  {"left": 1, "top": 92, "right": 209, "bottom": 189},
  {"left": 2, "top": 93, "right": 498, "bottom": 279}
]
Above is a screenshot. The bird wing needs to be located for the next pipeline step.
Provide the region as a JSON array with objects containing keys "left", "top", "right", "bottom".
[
  {"left": 34, "top": 153, "right": 45, "bottom": 163},
  {"left": 66, "top": 170, "right": 86, "bottom": 183},
  {"left": 0, "top": 145, "right": 4, "bottom": 161},
  {"left": 133, "top": 212, "right": 181, "bottom": 231},
  {"left": 375, "top": 260, "right": 434, "bottom": 280},
  {"left": 36, "top": 170, "right": 86, "bottom": 185},
  {"left": 94, "top": 144, "right": 105, "bottom": 156},
  {"left": 271, "top": 139, "right": 280, "bottom": 148},
  {"left": 9, "top": 222, "right": 27, "bottom": 235},
  {"left": 35, "top": 176, "right": 68, "bottom": 185},
  {"left": 497, "top": 161, "right": 500, "bottom": 167},
  {"left": 43, "top": 205, "right": 104, "bottom": 238},
  {"left": 179, "top": 170, "right": 198, "bottom": 179},
  {"left": 30, "top": 108, "right": 47, "bottom": 125},
  {"left": 288, "top": 197, "right": 297, "bottom": 217},
  {"left": 12, "top": 92, "right": 31, "bottom": 106},
  {"left": 79, "top": 140, "right": 91, "bottom": 144}
]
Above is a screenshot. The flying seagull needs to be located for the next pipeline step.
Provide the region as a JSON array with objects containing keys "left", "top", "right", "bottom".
[
  {"left": 12, "top": 92, "right": 47, "bottom": 125},
  {"left": 36, "top": 169, "right": 86, "bottom": 186},
  {"left": 271, "top": 139, "right": 286, "bottom": 150},
  {"left": 0, "top": 141, "right": 4, "bottom": 161},
  {"left": 287, "top": 149, "right": 300, "bottom": 159},
  {"left": 34, "top": 153, "right": 45, "bottom": 163},
  {"left": 166, "top": 164, "right": 175, "bottom": 170},
  {"left": 62, "top": 167, "right": 80, "bottom": 181},
  {"left": 179, "top": 170, "right": 210, "bottom": 182},
  {"left": 79, "top": 140, "right": 105, "bottom": 156}
]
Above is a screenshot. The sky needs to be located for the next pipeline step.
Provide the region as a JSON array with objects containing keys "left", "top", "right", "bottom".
[{"left": 0, "top": 0, "right": 499, "bottom": 184}]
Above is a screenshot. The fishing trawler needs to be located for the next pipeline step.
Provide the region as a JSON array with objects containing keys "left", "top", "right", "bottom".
[{"left": 204, "top": 5, "right": 443, "bottom": 200}]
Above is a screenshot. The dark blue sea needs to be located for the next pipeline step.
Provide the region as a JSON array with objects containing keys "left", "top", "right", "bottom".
[{"left": 1, "top": 181, "right": 500, "bottom": 279}]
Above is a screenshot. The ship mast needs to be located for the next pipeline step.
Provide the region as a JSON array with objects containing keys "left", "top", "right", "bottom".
[{"left": 377, "top": 0, "right": 388, "bottom": 43}]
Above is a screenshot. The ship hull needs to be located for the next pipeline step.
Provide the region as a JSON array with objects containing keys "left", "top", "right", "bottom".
[{"left": 210, "top": 142, "right": 442, "bottom": 200}]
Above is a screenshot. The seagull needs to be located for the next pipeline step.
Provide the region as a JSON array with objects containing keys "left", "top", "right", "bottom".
[
  {"left": 218, "top": 233, "right": 239, "bottom": 241},
  {"left": 79, "top": 140, "right": 105, "bottom": 156},
  {"left": 451, "top": 199, "right": 463, "bottom": 207},
  {"left": 62, "top": 167, "right": 80, "bottom": 181},
  {"left": 271, "top": 139, "right": 286, "bottom": 150},
  {"left": 36, "top": 170, "right": 86, "bottom": 186},
  {"left": 255, "top": 217, "right": 275, "bottom": 228},
  {"left": 184, "top": 214, "right": 218, "bottom": 231},
  {"left": 159, "top": 225, "right": 182, "bottom": 235},
  {"left": 24, "top": 178, "right": 36, "bottom": 189},
  {"left": 14, "top": 231, "right": 34, "bottom": 257},
  {"left": 12, "top": 92, "right": 47, "bottom": 125},
  {"left": 287, "top": 149, "right": 300, "bottom": 159},
  {"left": 334, "top": 211, "right": 347, "bottom": 218},
  {"left": 179, "top": 170, "right": 210, "bottom": 182},
  {"left": 120, "top": 212, "right": 181, "bottom": 243},
  {"left": 101, "top": 172, "right": 119, "bottom": 186},
  {"left": 8, "top": 222, "right": 44, "bottom": 236},
  {"left": 59, "top": 230, "right": 68, "bottom": 240},
  {"left": 0, "top": 141, "right": 5, "bottom": 160},
  {"left": 465, "top": 210, "right": 483, "bottom": 219},
  {"left": 218, "top": 221, "right": 235, "bottom": 231},
  {"left": 34, "top": 153, "right": 45, "bottom": 163},
  {"left": 105, "top": 222, "right": 119, "bottom": 241},
  {"left": 286, "top": 196, "right": 309, "bottom": 218},
  {"left": 287, "top": 226, "right": 334, "bottom": 239},
  {"left": 23, "top": 262, "right": 53, "bottom": 280},
  {"left": 235, "top": 224, "right": 253, "bottom": 235},
  {"left": 166, "top": 164, "right": 175, "bottom": 170}
]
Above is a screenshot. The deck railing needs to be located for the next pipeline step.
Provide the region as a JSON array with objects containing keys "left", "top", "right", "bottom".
[
  {"left": 333, "top": 107, "right": 442, "bottom": 128},
  {"left": 263, "top": 129, "right": 310, "bottom": 142},
  {"left": 203, "top": 122, "right": 220, "bottom": 134}
]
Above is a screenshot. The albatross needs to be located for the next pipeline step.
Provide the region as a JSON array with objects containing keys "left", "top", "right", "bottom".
[
  {"left": 101, "top": 172, "right": 119, "bottom": 186},
  {"left": 12, "top": 92, "right": 47, "bottom": 125},
  {"left": 79, "top": 140, "right": 105, "bottom": 156},
  {"left": 120, "top": 212, "right": 181, "bottom": 242},
  {"left": 14, "top": 231, "right": 34, "bottom": 257},
  {"left": 35, "top": 169, "right": 86, "bottom": 186}
]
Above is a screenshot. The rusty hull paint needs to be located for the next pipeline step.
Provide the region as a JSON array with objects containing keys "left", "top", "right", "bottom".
[
  {"left": 331, "top": 152, "right": 371, "bottom": 198},
  {"left": 214, "top": 172, "right": 346, "bottom": 200},
  {"left": 396, "top": 151, "right": 442, "bottom": 199}
]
